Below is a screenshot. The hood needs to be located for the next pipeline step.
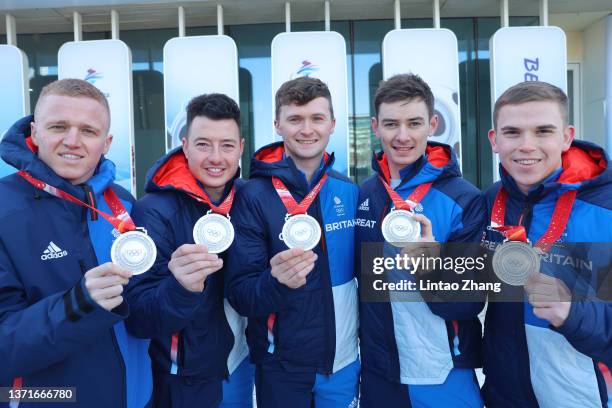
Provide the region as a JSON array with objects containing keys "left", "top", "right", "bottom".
[
  {"left": 145, "top": 146, "right": 240, "bottom": 201},
  {"left": 0, "top": 114, "right": 116, "bottom": 197},
  {"left": 371, "top": 141, "right": 461, "bottom": 189},
  {"left": 249, "top": 141, "right": 334, "bottom": 193},
  {"left": 500, "top": 140, "right": 610, "bottom": 199}
]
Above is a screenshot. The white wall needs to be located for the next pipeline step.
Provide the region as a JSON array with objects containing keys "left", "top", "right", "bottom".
[{"left": 582, "top": 17, "right": 606, "bottom": 146}]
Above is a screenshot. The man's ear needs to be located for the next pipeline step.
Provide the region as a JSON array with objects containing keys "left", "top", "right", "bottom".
[
  {"left": 428, "top": 114, "right": 439, "bottom": 137},
  {"left": 561, "top": 125, "right": 575, "bottom": 152},
  {"left": 103, "top": 134, "right": 113, "bottom": 155},
  {"left": 239, "top": 137, "right": 245, "bottom": 156},
  {"left": 371, "top": 117, "right": 380, "bottom": 140},
  {"left": 488, "top": 129, "right": 499, "bottom": 153},
  {"left": 30, "top": 122, "right": 40, "bottom": 146}
]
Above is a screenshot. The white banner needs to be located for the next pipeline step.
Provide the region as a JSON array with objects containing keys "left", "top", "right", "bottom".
[
  {"left": 163, "top": 35, "right": 239, "bottom": 151},
  {"left": 271, "top": 31, "right": 350, "bottom": 176},
  {"left": 382, "top": 29, "right": 463, "bottom": 166},
  {"left": 490, "top": 26, "right": 567, "bottom": 180},
  {"left": 58, "top": 39, "right": 135, "bottom": 193},
  {"left": 0, "top": 45, "right": 30, "bottom": 178}
]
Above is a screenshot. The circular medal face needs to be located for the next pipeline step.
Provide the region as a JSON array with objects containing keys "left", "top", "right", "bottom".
[
  {"left": 193, "top": 213, "right": 235, "bottom": 254},
  {"left": 492, "top": 241, "right": 541, "bottom": 286},
  {"left": 281, "top": 214, "right": 321, "bottom": 250},
  {"left": 111, "top": 231, "right": 157, "bottom": 275},
  {"left": 381, "top": 209, "right": 421, "bottom": 247}
]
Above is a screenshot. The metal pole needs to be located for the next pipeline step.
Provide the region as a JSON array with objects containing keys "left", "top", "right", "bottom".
[
  {"left": 178, "top": 6, "right": 185, "bottom": 37},
  {"left": 111, "top": 9, "right": 120, "bottom": 39},
  {"left": 500, "top": 0, "right": 509, "bottom": 28},
  {"left": 433, "top": 0, "right": 440, "bottom": 29},
  {"left": 73, "top": 12, "right": 82, "bottom": 41},
  {"left": 539, "top": 0, "right": 548, "bottom": 26},
  {"left": 217, "top": 4, "right": 224, "bottom": 35},
  {"left": 5, "top": 14, "right": 16, "bottom": 46},
  {"left": 324, "top": 0, "right": 330, "bottom": 31},
  {"left": 285, "top": 2, "right": 291, "bottom": 32},
  {"left": 394, "top": 0, "right": 401, "bottom": 30}
]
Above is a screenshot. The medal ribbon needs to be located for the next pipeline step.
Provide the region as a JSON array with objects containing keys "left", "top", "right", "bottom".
[
  {"left": 272, "top": 174, "right": 328, "bottom": 216},
  {"left": 18, "top": 170, "right": 136, "bottom": 233},
  {"left": 186, "top": 186, "right": 236, "bottom": 216},
  {"left": 490, "top": 187, "right": 577, "bottom": 252},
  {"left": 378, "top": 176, "right": 433, "bottom": 212}
]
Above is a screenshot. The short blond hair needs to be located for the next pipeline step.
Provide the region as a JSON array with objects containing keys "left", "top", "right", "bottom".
[{"left": 36, "top": 78, "right": 110, "bottom": 125}]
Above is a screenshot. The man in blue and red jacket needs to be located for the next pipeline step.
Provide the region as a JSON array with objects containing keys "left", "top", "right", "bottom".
[
  {"left": 481, "top": 81, "right": 612, "bottom": 407},
  {"left": 226, "top": 77, "right": 360, "bottom": 408},
  {"left": 0, "top": 79, "right": 152, "bottom": 407},
  {"left": 357, "top": 74, "right": 485, "bottom": 407},
  {"left": 125, "top": 94, "right": 253, "bottom": 407}
]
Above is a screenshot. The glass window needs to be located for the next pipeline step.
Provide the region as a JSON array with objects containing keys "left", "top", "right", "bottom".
[{"left": 6, "top": 15, "right": 538, "bottom": 193}]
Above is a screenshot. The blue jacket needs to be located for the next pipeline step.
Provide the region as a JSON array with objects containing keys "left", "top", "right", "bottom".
[
  {"left": 356, "top": 143, "right": 485, "bottom": 385},
  {"left": 0, "top": 116, "right": 152, "bottom": 408},
  {"left": 225, "top": 142, "right": 359, "bottom": 374},
  {"left": 481, "top": 141, "right": 612, "bottom": 408},
  {"left": 125, "top": 148, "right": 248, "bottom": 380}
]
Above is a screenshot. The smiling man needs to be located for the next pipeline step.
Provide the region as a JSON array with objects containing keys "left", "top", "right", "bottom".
[
  {"left": 0, "top": 78, "right": 151, "bottom": 407},
  {"left": 481, "top": 81, "right": 612, "bottom": 407},
  {"left": 226, "top": 77, "right": 360, "bottom": 408},
  {"left": 356, "top": 74, "right": 485, "bottom": 407},
  {"left": 125, "top": 94, "right": 253, "bottom": 408}
]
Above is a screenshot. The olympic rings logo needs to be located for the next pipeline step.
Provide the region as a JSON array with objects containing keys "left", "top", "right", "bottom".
[{"left": 206, "top": 229, "right": 221, "bottom": 238}]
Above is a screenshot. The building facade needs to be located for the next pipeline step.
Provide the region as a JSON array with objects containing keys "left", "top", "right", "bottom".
[{"left": 1, "top": 0, "right": 611, "bottom": 196}]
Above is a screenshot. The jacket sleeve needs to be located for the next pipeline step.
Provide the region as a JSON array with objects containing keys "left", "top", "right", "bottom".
[
  {"left": 554, "top": 301, "right": 612, "bottom": 365},
  {"left": 550, "top": 242, "right": 612, "bottom": 365},
  {"left": 123, "top": 199, "right": 204, "bottom": 338},
  {"left": 423, "top": 191, "right": 486, "bottom": 321},
  {"left": 0, "top": 239, "right": 127, "bottom": 381},
  {"left": 225, "top": 188, "right": 292, "bottom": 318}
]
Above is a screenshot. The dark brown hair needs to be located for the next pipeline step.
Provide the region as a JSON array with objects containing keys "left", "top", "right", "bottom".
[
  {"left": 374, "top": 73, "right": 435, "bottom": 119},
  {"left": 275, "top": 77, "right": 334, "bottom": 120},
  {"left": 186, "top": 93, "right": 241, "bottom": 138}
]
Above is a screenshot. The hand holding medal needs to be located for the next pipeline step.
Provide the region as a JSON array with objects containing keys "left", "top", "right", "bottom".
[
  {"left": 270, "top": 247, "right": 318, "bottom": 289},
  {"left": 84, "top": 262, "right": 132, "bottom": 311},
  {"left": 524, "top": 271, "right": 572, "bottom": 327},
  {"left": 168, "top": 244, "right": 224, "bottom": 293},
  {"left": 18, "top": 171, "right": 156, "bottom": 276},
  {"left": 399, "top": 213, "right": 441, "bottom": 276}
]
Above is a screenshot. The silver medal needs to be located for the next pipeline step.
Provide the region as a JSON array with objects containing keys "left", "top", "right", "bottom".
[
  {"left": 193, "top": 212, "right": 235, "bottom": 254},
  {"left": 381, "top": 209, "right": 421, "bottom": 247},
  {"left": 279, "top": 214, "right": 321, "bottom": 250},
  {"left": 492, "top": 241, "right": 541, "bottom": 286},
  {"left": 111, "top": 229, "right": 157, "bottom": 275}
]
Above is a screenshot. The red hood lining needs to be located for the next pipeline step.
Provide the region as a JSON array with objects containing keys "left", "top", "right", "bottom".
[
  {"left": 559, "top": 146, "right": 606, "bottom": 184},
  {"left": 255, "top": 144, "right": 285, "bottom": 163},
  {"left": 255, "top": 143, "right": 330, "bottom": 165},
  {"left": 151, "top": 152, "right": 208, "bottom": 199},
  {"left": 25, "top": 136, "right": 38, "bottom": 153},
  {"left": 376, "top": 145, "right": 450, "bottom": 182}
]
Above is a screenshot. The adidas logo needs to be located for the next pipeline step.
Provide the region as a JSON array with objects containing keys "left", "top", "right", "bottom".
[
  {"left": 358, "top": 198, "right": 370, "bottom": 211},
  {"left": 41, "top": 241, "right": 68, "bottom": 261},
  {"left": 334, "top": 196, "right": 342, "bottom": 205}
]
